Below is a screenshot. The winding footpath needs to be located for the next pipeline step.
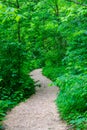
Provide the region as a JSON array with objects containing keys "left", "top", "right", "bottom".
[{"left": 3, "top": 69, "right": 68, "bottom": 130}]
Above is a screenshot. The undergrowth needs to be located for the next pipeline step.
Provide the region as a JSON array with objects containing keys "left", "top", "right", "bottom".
[
  {"left": 0, "top": 42, "right": 36, "bottom": 129},
  {"left": 43, "top": 66, "right": 87, "bottom": 130}
]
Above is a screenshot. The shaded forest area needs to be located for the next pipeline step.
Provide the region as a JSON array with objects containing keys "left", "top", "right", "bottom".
[{"left": 0, "top": 0, "right": 87, "bottom": 129}]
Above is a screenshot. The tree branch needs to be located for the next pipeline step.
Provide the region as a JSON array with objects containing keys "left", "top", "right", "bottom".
[{"left": 16, "top": 0, "right": 20, "bottom": 9}]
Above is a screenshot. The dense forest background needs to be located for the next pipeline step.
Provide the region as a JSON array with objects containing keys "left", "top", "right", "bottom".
[{"left": 0, "top": 0, "right": 87, "bottom": 129}]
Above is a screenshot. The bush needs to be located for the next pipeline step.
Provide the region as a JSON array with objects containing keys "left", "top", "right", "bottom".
[
  {"left": 0, "top": 100, "right": 13, "bottom": 129},
  {"left": 56, "top": 74, "right": 87, "bottom": 129},
  {"left": 0, "top": 42, "right": 35, "bottom": 100},
  {"left": 42, "top": 66, "right": 65, "bottom": 81},
  {"left": 0, "top": 42, "right": 35, "bottom": 127}
]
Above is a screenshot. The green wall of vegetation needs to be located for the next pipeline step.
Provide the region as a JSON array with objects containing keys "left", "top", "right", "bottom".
[{"left": 0, "top": 0, "right": 87, "bottom": 129}]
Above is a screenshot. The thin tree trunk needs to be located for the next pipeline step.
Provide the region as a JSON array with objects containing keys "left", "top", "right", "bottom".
[
  {"left": 54, "top": 0, "right": 59, "bottom": 16},
  {"left": 16, "top": 0, "right": 21, "bottom": 42}
]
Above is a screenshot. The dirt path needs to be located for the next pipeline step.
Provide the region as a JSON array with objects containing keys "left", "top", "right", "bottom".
[{"left": 3, "top": 69, "right": 68, "bottom": 130}]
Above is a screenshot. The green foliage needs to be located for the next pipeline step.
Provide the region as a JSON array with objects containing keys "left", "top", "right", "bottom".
[
  {"left": 42, "top": 1, "right": 87, "bottom": 129},
  {"left": 42, "top": 66, "right": 66, "bottom": 81},
  {"left": 0, "top": 0, "right": 87, "bottom": 129},
  {"left": 0, "top": 100, "right": 12, "bottom": 120},
  {"left": 0, "top": 0, "right": 36, "bottom": 127},
  {"left": 0, "top": 100, "right": 13, "bottom": 129},
  {"left": 0, "top": 42, "right": 35, "bottom": 101},
  {"left": 56, "top": 74, "right": 87, "bottom": 113},
  {"left": 56, "top": 74, "right": 87, "bottom": 129},
  {"left": 0, "top": 42, "right": 35, "bottom": 127},
  {"left": 56, "top": 3, "right": 87, "bottom": 129}
]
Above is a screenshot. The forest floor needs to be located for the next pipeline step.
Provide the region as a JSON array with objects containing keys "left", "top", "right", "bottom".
[{"left": 3, "top": 69, "right": 68, "bottom": 130}]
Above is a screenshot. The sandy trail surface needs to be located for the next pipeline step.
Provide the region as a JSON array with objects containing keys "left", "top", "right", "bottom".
[{"left": 3, "top": 69, "right": 68, "bottom": 130}]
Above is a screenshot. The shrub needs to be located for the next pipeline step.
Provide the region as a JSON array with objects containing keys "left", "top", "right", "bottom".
[
  {"left": 0, "top": 42, "right": 35, "bottom": 101},
  {"left": 0, "top": 42, "right": 35, "bottom": 127}
]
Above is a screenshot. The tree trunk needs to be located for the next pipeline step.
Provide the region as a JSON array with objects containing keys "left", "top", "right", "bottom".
[{"left": 16, "top": 0, "right": 21, "bottom": 42}]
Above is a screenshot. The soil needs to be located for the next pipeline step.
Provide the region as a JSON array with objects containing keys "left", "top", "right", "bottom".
[{"left": 3, "top": 69, "right": 68, "bottom": 130}]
